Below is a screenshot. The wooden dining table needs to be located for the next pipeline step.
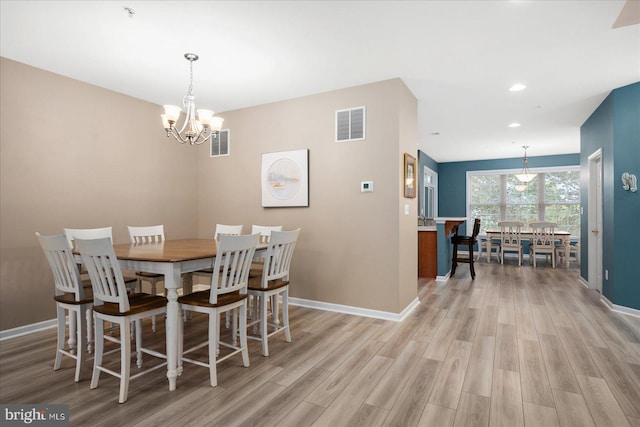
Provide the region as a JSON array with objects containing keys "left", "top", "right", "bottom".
[
  {"left": 483, "top": 230, "right": 572, "bottom": 267},
  {"left": 110, "top": 238, "right": 266, "bottom": 391}
]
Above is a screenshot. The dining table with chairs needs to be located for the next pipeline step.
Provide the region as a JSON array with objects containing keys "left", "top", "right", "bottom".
[
  {"left": 483, "top": 226, "right": 572, "bottom": 267},
  {"left": 109, "top": 237, "right": 274, "bottom": 392},
  {"left": 37, "top": 223, "right": 300, "bottom": 403}
]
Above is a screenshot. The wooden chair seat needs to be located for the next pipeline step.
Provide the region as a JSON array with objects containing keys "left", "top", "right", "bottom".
[
  {"left": 54, "top": 291, "right": 93, "bottom": 306},
  {"left": 178, "top": 290, "right": 247, "bottom": 308},
  {"left": 248, "top": 277, "right": 289, "bottom": 292},
  {"left": 135, "top": 271, "right": 164, "bottom": 279},
  {"left": 92, "top": 293, "right": 167, "bottom": 317}
]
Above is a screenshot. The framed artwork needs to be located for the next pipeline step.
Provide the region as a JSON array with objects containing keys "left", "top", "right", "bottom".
[
  {"left": 261, "top": 149, "right": 309, "bottom": 207},
  {"left": 404, "top": 153, "right": 416, "bottom": 198}
]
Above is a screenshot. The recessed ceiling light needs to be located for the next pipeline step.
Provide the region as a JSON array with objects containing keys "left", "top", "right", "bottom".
[
  {"left": 509, "top": 83, "right": 526, "bottom": 92},
  {"left": 508, "top": 122, "right": 521, "bottom": 128}
]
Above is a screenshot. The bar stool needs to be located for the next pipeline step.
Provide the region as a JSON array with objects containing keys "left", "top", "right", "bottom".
[{"left": 451, "top": 218, "right": 481, "bottom": 279}]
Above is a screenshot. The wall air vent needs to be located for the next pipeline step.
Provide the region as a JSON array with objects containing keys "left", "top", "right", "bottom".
[
  {"left": 335, "top": 106, "right": 366, "bottom": 142},
  {"left": 210, "top": 129, "right": 230, "bottom": 157}
]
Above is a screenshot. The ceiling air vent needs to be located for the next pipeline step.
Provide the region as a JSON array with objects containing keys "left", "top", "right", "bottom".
[
  {"left": 336, "top": 106, "right": 366, "bottom": 142},
  {"left": 210, "top": 129, "right": 230, "bottom": 157}
]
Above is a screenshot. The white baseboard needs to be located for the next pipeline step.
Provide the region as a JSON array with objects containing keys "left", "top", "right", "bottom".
[
  {"left": 289, "top": 297, "right": 420, "bottom": 322},
  {"left": 578, "top": 277, "right": 589, "bottom": 289},
  {"left": 600, "top": 295, "right": 640, "bottom": 319},
  {"left": 0, "top": 318, "right": 57, "bottom": 341},
  {"left": 436, "top": 272, "right": 450, "bottom": 282}
]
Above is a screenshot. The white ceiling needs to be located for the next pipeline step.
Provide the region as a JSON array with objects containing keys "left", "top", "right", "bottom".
[{"left": 1, "top": 1, "right": 638, "bottom": 162}]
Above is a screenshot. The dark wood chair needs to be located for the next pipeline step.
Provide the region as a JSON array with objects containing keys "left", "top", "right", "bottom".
[{"left": 451, "top": 218, "right": 481, "bottom": 279}]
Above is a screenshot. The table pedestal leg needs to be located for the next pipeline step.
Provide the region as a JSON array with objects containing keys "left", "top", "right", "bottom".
[
  {"left": 563, "top": 238, "right": 571, "bottom": 268},
  {"left": 165, "top": 268, "right": 181, "bottom": 391}
]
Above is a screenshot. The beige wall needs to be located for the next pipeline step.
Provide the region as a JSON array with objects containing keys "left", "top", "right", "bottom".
[
  {"left": 196, "top": 79, "right": 418, "bottom": 313},
  {"left": 0, "top": 58, "right": 199, "bottom": 330},
  {"left": 0, "top": 57, "right": 418, "bottom": 331}
]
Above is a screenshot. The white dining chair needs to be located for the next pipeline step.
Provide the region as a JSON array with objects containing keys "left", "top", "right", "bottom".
[
  {"left": 36, "top": 232, "right": 92, "bottom": 382},
  {"left": 251, "top": 225, "right": 283, "bottom": 244},
  {"left": 63, "top": 227, "right": 138, "bottom": 290},
  {"left": 76, "top": 236, "right": 167, "bottom": 403},
  {"left": 529, "top": 221, "right": 557, "bottom": 268},
  {"left": 193, "top": 224, "right": 244, "bottom": 284},
  {"left": 247, "top": 229, "right": 300, "bottom": 357},
  {"left": 214, "top": 224, "right": 243, "bottom": 240},
  {"left": 498, "top": 221, "right": 524, "bottom": 266},
  {"left": 128, "top": 225, "right": 165, "bottom": 331},
  {"left": 178, "top": 233, "right": 259, "bottom": 387}
]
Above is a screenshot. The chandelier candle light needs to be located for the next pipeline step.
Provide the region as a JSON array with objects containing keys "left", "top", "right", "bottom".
[
  {"left": 515, "top": 145, "right": 537, "bottom": 183},
  {"left": 161, "top": 53, "right": 223, "bottom": 145}
]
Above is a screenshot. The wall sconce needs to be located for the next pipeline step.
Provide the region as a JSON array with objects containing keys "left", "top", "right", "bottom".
[{"left": 622, "top": 172, "right": 637, "bottom": 192}]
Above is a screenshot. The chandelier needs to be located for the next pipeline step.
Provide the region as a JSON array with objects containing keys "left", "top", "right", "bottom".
[
  {"left": 514, "top": 145, "right": 537, "bottom": 183},
  {"left": 161, "top": 53, "right": 223, "bottom": 145}
]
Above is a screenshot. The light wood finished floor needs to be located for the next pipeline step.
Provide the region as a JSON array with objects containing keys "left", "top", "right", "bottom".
[{"left": 2, "top": 261, "right": 640, "bottom": 426}]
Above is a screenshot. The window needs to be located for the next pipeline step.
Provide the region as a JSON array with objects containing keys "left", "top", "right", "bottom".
[{"left": 467, "top": 167, "right": 580, "bottom": 236}]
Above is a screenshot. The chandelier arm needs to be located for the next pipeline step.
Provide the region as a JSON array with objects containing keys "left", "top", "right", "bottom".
[
  {"left": 167, "top": 128, "right": 190, "bottom": 144},
  {"left": 192, "top": 128, "right": 214, "bottom": 145}
]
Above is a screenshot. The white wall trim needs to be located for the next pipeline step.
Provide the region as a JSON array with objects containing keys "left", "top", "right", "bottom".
[
  {"left": 578, "top": 277, "right": 590, "bottom": 289},
  {"left": 436, "top": 272, "right": 450, "bottom": 282},
  {"left": 289, "top": 297, "right": 420, "bottom": 322},
  {"left": 0, "top": 318, "right": 57, "bottom": 341},
  {"left": 2, "top": 297, "right": 422, "bottom": 340},
  {"left": 600, "top": 295, "right": 640, "bottom": 319}
]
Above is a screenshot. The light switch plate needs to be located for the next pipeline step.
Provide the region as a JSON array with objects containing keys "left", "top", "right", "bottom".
[{"left": 361, "top": 181, "right": 373, "bottom": 192}]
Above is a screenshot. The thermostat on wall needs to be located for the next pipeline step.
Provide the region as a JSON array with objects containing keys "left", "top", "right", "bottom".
[{"left": 361, "top": 181, "right": 374, "bottom": 192}]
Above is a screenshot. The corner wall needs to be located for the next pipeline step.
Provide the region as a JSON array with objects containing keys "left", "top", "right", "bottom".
[
  {"left": 0, "top": 57, "right": 199, "bottom": 330},
  {"left": 580, "top": 82, "right": 640, "bottom": 310},
  {"left": 197, "top": 79, "right": 418, "bottom": 313}
]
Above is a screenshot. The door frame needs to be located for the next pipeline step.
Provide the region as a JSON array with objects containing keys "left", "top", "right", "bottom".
[{"left": 587, "top": 148, "right": 603, "bottom": 292}]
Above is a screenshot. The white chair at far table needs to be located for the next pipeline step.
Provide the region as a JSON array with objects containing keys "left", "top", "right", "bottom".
[
  {"left": 556, "top": 237, "right": 580, "bottom": 266},
  {"left": 247, "top": 229, "right": 300, "bottom": 357},
  {"left": 36, "top": 232, "right": 92, "bottom": 382},
  {"left": 178, "top": 233, "right": 259, "bottom": 387},
  {"left": 529, "top": 221, "right": 557, "bottom": 268},
  {"left": 498, "top": 221, "right": 525, "bottom": 266},
  {"left": 76, "top": 237, "right": 168, "bottom": 403},
  {"left": 476, "top": 236, "right": 501, "bottom": 262},
  {"left": 128, "top": 225, "right": 165, "bottom": 332}
]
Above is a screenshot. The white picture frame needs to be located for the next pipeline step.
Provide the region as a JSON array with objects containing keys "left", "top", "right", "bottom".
[{"left": 261, "top": 149, "right": 309, "bottom": 207}]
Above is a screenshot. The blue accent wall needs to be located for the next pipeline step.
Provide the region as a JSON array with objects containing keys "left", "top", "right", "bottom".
[
  {"left": 581, "top": 82, "right": 640, "bottom": 310},
  {"left": 437, "top": 154, "right": 580, "bottom": 218}
]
